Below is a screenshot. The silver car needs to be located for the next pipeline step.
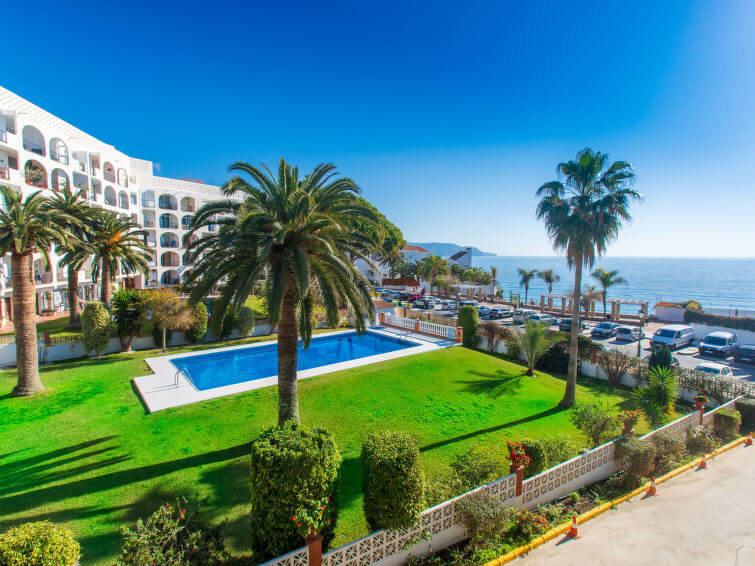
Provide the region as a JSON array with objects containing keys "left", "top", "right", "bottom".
[{"left": 615, "top": 326, "right": 640, "bottom": 342}]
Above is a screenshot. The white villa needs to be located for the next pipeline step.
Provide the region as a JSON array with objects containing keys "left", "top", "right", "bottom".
[{"left": 0, "top": 86, "right": 227, "bottom": 323}]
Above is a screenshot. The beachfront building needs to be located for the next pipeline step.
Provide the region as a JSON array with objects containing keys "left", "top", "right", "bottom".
[{"left": 0, "top": 86, "right": 228, "bottom": 323}]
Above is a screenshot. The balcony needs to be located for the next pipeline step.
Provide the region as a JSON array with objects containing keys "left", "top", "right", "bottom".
[
  {"left": 142, "top": 199, "right": 155, "bottom": 208},
  {"left": 23, "top": 140, "right": 45, "bottom": 156},
  {"left": 104, "top": 171, "right": 116, "bottom": 182},
  {"left": 0, "top": 131, "right": 6, "bottom": 143},
  {"left": 25, "top": 175, "right": 47, "bottom": 189},
  {"left": 143, "top": 219, "right": 156, "bottom": 227},
  {"left": 145, "top": 239, "right": 156, "bottom": 248},
  {"left": 160, "top": 260, "right": 180, "bottom": 267},
  {"left": 50, "top": 150, "right": 69, "bottom": 165},
  {"left": 0, "top": 167, "right": 8, "bottom": 180},
  {"left": 161, "top": 241, "right": 179, "bottom": 248},
  {"left": 34, "top": 272, "right": 53, "bottom": 285},
  {"left": 104, "top": 196, "right": 117, "bottom": 206}
]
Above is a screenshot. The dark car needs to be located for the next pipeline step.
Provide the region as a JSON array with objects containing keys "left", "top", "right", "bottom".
[
  {"left": 698, "top": 331, "right": 739, "bottom": 358},
  {"left": 643, "top": 354, "right": 681, "bottom": 367},
  {"left": 558, "top": 318, "right": 586, "bottom": 332},
  {"left": 733, "top": 344, "right": 755, "bottom": 365},
  {"left": 591, "top": 322, "right": 621, "bottom": 339}
]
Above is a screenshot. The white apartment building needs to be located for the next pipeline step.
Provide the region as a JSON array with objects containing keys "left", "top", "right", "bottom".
[{"left": 0, "top": 86, "right": 228, "bottom": 323}]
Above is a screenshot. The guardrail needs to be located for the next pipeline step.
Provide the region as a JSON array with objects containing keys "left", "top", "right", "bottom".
[{"left": 380, "top": 312, "right": 462, "bottom": 342}]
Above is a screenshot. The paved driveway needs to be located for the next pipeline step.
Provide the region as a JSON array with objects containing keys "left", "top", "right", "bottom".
[{"left": 520, "top": 445, "right": 755, "bottom": 566}]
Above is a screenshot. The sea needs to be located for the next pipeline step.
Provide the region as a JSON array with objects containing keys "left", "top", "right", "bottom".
[{"left": 471, "top": 256, "right": 755, "bottom": 316}]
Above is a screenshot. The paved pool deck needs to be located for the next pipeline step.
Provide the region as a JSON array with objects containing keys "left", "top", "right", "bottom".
[
  {"left": 520, "top": 444, "right": 755, "bottom": 566},
  {"left": 133, "top": 327, "right": 454, "bottom": 413}
]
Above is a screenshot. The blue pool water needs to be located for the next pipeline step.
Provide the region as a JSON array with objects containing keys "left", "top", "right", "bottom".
[{"left": 171, "top": 330, "right": 416, "bottom": 390}]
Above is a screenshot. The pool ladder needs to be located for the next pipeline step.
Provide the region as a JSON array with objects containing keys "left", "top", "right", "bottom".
[{"left": 174, "top": 368, "right": 196, "bottom": 389}]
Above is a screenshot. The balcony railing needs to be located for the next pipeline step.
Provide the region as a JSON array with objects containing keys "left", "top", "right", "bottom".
[
  {"left": 160, "top": 261, "right": 180, "bottom": 267},
  {"left": 34, "top": 272, "right": 53, "bottom": 285},
  {"left": 161, "top": 278, "right": 180, "bottom": 285},
  {"left": 26, "top": 176, "right": 48, "bottom": 189},
  {"left": 104, "top": 171, "right": 116, "bottom": 182},
  {"left": 50, "top": 150, "right": 69, "bottom": 165},
  {"left": 145, "top": 239, "right": 157, "bottom": 247},
  {"left": 180, "top": 204, "right": 196, "bottom": 212},
  {"left": 143, "top": 219, "right": 156, "bottom": 227},
  {"left": 23, "top": 140, "right": 45, "bottom": 156},
  {"left": 104, "top": 197, "right": 117, "bottom": 206},
  {"left": 142, "top": 199, "right": 155, "bottom": 208},
  {"left": 0, "top": 131, "right": 6, "bottom": 143},
  {"left": 158, "top": 201, "right": 178, "bottom": 210},
  {"left": 159, "top": 221, "right": 179, "bottom": 229},
  {"left": 161, "top": 241, "right": 179, "bottom": 248},
  {"left": 0, "top": 167, "right": 8, "bottom": 180},
  {"left": 90, "top": 166, "right": 100, "bottom": 176}
]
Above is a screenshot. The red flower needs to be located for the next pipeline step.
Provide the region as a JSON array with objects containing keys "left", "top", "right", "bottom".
[{"left": 292, "top": 515, "right": 296, "bottom": 521}]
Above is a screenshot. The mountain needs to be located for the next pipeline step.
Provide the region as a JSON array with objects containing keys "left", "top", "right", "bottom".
[{"left": 407, "top": 242, "right": 496, "bottom": 257}]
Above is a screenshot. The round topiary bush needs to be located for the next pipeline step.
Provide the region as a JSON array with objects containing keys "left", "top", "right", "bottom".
[
  {"left": 220, "top": 307, "right": 237, "bottom": 339},
  {"left": 520, "top": 439, "right": 547, "bottom": 479},
  {"left": 687, "top": 424, "right": 719, "bottom": 454},
  {"left": 713, "top": 408, "right": 742, "bottom": 440},
  {"left": 0, "top": 521, "right": 81, "bottom": 565},
  {"left": 615, "top": 437, "right": 656, "bottom": 487},
  {"left": 735, "top": 396, "right": 755, "bottom": 432},
  {"left": 250, "top": 422, "right": 340, "bottom": 561},
  {"left": 650, "top": 429, "right": 687, "bottom": 474},
  {"left": 362, "top": 430, "right": 425, "bottom": 531},
  {"left": 237, "top": 306, "right": 255, "bottom": 337},
  {"left": 184, "top": 302, "right": 208, "bottom": 344},
  {"left": 457, "top": 306, "right": 479, "bottom": 347},
  {"left": 81, "top": 300, "right": 111, "bottom": 356}
]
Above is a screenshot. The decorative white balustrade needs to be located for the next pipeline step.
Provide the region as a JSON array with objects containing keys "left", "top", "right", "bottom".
[{"left": 381, "top": 313, "right": 461, "bottom": 342}]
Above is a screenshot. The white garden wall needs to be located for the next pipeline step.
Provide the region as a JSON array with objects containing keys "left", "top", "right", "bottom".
[{"left": 689, "top": 322, "right": 755, "bottom": 344}]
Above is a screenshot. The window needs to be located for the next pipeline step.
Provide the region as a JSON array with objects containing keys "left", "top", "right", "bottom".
[{"left": 130, "top": 193, "right": 137, "bottom": 205}]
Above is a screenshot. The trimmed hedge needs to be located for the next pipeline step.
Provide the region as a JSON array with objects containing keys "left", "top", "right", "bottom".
[
  {"left": 520, "top": 439, "right": 547, "bottom": 479},
  {"left": 0, "top": 521, "right": 81, "bottom": 566},
  {"left": 237, "top": 306, "right": 255, "bottom": 337},
  {"left": 683, "top": 309, "right": 755, "bottom": 332},
  {"left": 458, "top": 306, "right": 479, "bottom": 347},
  {"left": 615, "top": 437, "right": 656, "bottom": 488},
  {"left": 81, "top": 300, "right": 111, "bottom": 355},
  {"left": 249, "top": 422, "right": 340, "bottom": 561},
  {"left": 362, "top": 431, "right": 425, "bottom": 531},
  {"left": 687, "top": 424, "right": 719, "bottom": 454},
  {"left": 535, "top": 335, "right": 603, "bottom": 375},
  {"left": 713, "top": 408, "right": 742, "bottom": 439},
  {"left": 735, "top": 397, "right": 755, "bottom": 431},
  {"left": 650, "top": 429, "right": 686, "bottom": 474},
  {"left": 185, "top": 302, "right": 208, "bottom": 344}
]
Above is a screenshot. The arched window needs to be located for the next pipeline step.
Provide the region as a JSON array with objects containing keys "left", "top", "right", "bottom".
[
  {"left": 22, "top": 126, "right": 45, "bottom": 156},
  {"left": 181, "top": 215, "right": 192, "bottom": 230},
  {"left": 182, "top": 234, "right": 197, "bottom": 247},
  {"left": 144, "top": 230, "right": 157, "bottom": 248},
  {"left": 117, "top": 168, "right": 128, "bottom": 187},
  {"left": 180, "top": 196, "right": 196, "bottom": 212},
  {"left": 161, "top": 270, "right": 180, "bottom": 285},
  {"left": 103, "top": 162, "right": 115, "bottom": 182},
  {"left": 118, "top": 190, "right": 129, "bottom": 209},
  {"left": 24, "top": 160, "right": 47, "bottom": 188},
  {"left": 182, "top": 251, "right": 195, "bottom": 265},
  {"left": 104, "top": 186, "right": 117, "bottom": 206},
  {"left": 159, "top": 213, "right": 178, "bottom": 229},
  {"left": 49, "top": 138, "right": 69, "bottom": 164},
  {"left": 160, "top": 232, "right": 179, "bottom": 248},
  {"left": 141, "top": 189, "right": 155, "bottom": 208},
  {"left": 158, "top": 194, "right": 178, "bottom": 210},
  {"left": 50, "top": 168, "right": 69, "bottom": 190},
  {"left": 160, "top": 252, "right": 179, "bottom": 267}
]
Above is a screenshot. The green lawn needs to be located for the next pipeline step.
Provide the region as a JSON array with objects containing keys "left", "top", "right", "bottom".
[
  {"left": 243, "top": 296, "right": 267, "bottom": 319},
  {"left": 1, "top": 316, "right": 82, "bottom": 339},
  {"left": 0, "top": 342, "right": 663, "bottom": 564}
]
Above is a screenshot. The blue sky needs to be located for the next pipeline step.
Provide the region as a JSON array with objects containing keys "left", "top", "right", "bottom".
[{"left": 6, "top": 0, "right": 754, "bottom": 257}]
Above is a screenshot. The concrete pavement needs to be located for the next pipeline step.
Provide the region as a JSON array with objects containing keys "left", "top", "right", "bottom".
[{"left": 519, "top": 445, "right": 754, "bottom": 566}]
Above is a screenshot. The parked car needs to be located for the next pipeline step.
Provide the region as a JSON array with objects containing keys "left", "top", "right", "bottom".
[
  {"left": 614, "top": 326, "right": 641, "bottom": 342},
  {"left": 649, "top": 324, "right": 695, "bottom": 350},
  {"left": 459, "top": 300, "right": 478, "bottom": 307},
  {"left": 380, "top": 290, "right": 396, "bottom": 299},
  {"left": 477, "top": 305, "right": 491, "bottom": 317},
  {"left": 512, "top": 309, "right": 536, "bottom": 324},
  {"left": 644, "top": 354, "right": 681, "bottom": 367},
  {"left": 698, "top": 331, "right": 739, "bottom": 358},
  {"left": 488, "top": 307, "right": 512, "bottom": 319},
  {"left": 530, "top": 313, "right": 557, "bottom": 326},
  {"left": 693, "top": 362, "right": 734, "bottom": 378},
  {"left": 558, "top": 318, "right": 586, "bottom": 332},
  {"left": 733, "top": 344, "right": 755, "bottom": 365},
  {"left": 442, "top": 300, "right": 459, "bottom": 311},
  {"left": 413, "top": 297, "right": 438, "bottom": 309},
  {"left": 591, "top": 322, "right": 621, "bottom": 339}
]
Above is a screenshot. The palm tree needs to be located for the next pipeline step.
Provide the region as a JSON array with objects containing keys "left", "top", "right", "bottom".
[
  {"left": 380, "top": 248, "right": 405, "bottom": 279},
  {"left": 512, "top": 321, "right": 566, "bottom": 376},
  {"left": 0, "top": 186, "right": 68, "bottom": 396},
  {"left": 517, "top": 268, "right": 538, "bottom": 304},
  {"left": 449, "top": 262, "right": 467, "bottom": 280},
  {"left": 417, "top": 254, "right": 451, "bottom": 290},
  {"left": 47, "top": 186, "right": 93, "bottom": 328},
  {"left": 591, "top": 268, "right": 627, "bottom": 318},
  {"left": 538, "top": 269, "right": 560, "bottom": 295},
  {"left": 489, "top": 266, "right": 498, "bottom": 286},
  {"left": 184, "top": 159, "right": 379, "bottom": 424},
  {"left": 536, "top": 147, "right": 641, "bottom": 407},
  {"left": 88, "top": 212, "right": 151, "bottom": 306}
]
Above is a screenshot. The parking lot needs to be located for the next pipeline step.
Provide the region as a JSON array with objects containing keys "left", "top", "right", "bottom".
[{"left": 396, "top": 296, "right": 754, "bottom": 383}]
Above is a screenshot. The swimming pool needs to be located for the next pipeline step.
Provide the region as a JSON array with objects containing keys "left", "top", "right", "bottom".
[{"left": 171, "top": 330, "right": 416, "bottom": 390}]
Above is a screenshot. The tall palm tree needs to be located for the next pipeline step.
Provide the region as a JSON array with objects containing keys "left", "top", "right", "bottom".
[
  {"left": 380, "top": 248, "right": 405, "bottom": 279},
  {"left": 417, "top": 254, "right": 451, "bottom": 290},
  {"left": 449, "top": 262, "right": 467, "bottom": 280},
  {"left": 517, "top": 268, "right": 538, "bottom": 304},
  {"left": 591, "top": 268, "right": 627, "bottom": 318},
  {"left": 536, "top": 147, "right": 641, "bottom": 407},
  {"left": 47, "top": 186, "right": 93, "bottom": 328},
  {"left": 0, "top": 186, "right": 68, "bottom": 396},
  {"left": 184, "top": 159, "right": 379, "bottom": 424},
  {"left": 88, "top": 212, "right": 151, "bottom": 306},
  {"left": 489, "top": 266, "right": 498, "bottom": 286},
  {"left": 538, "top": 269, "right": 560, "bottom": 295},
  {"left": 513, "top": 321, "right": 567, "bottom": 376}
]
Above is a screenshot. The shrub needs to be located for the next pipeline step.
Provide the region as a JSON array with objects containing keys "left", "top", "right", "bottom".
[
  {"left": 569, "top": 402, "right": 619, "bottom": 448},
  {"left": 651, "top": 430, "right": 686, "bottom": 474},
  {"left": 535, "top": 335, "right": 603, "bottom": 374},
  {"left": 615, "top": 437, "right": 656, "bottom": 487},
  {"left": 540, "top": 434, "right": 582, "bottom": 466},
  {"left": 111, "top": 289, "right": 146, "bottom": 352},
  {"left": 735, "top": 397, "right": 755, "bottom": 431},
  {"left": 632, "top": 366, "right": 678, "bottom": 427},
  {"left": 458, "top": 305, "right": 480, "bottom": 347},
  {"left": 713, "top": 408, "right": 742, "bottom": 440},
  {"left": 687, "top": 425, "right": 719, "bottom": 454},
  {"left": 81, "top": 300, "right": 111, "bottom": 355},
  {"left": 648, "top": 345, "right": 673, "bottom": 369},
  {"left": 220, "top": 307, "right": 237, "bottom": 339},
  {"left": 362, "top": 431, "right": 425, "bottom": 531},
  {"left": 481, "top": 321, "right": 502, "bottom": 354},
  {"left": 237, "top": 306, "right": 255, "bottom": 337},
  {"left": 520, "top": 439, "right": 547, "bottom": 479},
  {"left": 456, "top": 493, "right": 515, "bottom": 549},
  {"left": 118, "top": 499, "right": 227, "bottom": 565},
  {"left": 152, "top": 325, "right": 172, "bottom": 348},
  {"left": 250, "top": 422, "right": 340, "bottom": 560},
  {"left": 0, "top": 521, "right": 81, "bottom": 566},
  {"left": 510, "top": 509, "right": 549, "bottom": 540},
  {"left": 184, "top": 302, "right": 208, "bottom": 344},
  {"left": 598, "top": 349, "right": 632, "bottom": 386},
  {"left": 684, "top": 308, "right": 755, "bottom": 332},
  {"left": 448, "top": 448, "right": 502, "bottom": 493}
]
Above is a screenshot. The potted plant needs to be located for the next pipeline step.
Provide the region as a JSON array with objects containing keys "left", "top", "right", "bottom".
[
  {"left": 506, "top": 441, "right": 531, "bottom": 473},
  {"left": 292, "top": 497, "right": 331, "bottom": 566},
  {"left": 693, "top": 394, "right": 707, "bottom": 410},
  {"left": 619, "top": 409, "right": 642, "bottom": 436}
]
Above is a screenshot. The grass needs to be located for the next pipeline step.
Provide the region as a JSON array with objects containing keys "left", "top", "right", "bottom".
[
  {"left": 243, "top": 296, "right": 267, "bottom": 319},
  {"left": 1, "top": 316, "right": 82, "bottom": 339},
  {"left": 0, "top": 341, "right": 669, "bottom": 565}
]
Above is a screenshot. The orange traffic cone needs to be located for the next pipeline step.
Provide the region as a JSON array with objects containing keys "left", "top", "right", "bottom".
[
  {"left": 698, "top": 454, "right": 707, "bottom": 469},
  {"left": 566, "top": 516, "right": 581, "bottom": 539},
  {"left": 745, "top": 432, "right": 753, "bottom": 446},
  {"left": 646, "top": 476, "right": 657, "bottom": 496}
]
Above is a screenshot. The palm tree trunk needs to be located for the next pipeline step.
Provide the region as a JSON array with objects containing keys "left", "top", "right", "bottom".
[
  {"left": 67, "top": 264, "right": 81, "bottom": 329},
  {"left": 602, "top": 291, "right": 608, "bottom": 318},
  {"left": 560, "top": 255, "right": 583, "bottom": 408},
  {"left": 161, "top": 327, "right": 167, "bottom": 353},
  {"left": 524, "top": 284, "right": 529, "bottom": 304},
  {"left": 277, "top": 274, "right": 300, "bottom": 425},
  {"left": 101, "top": 255, "right": 111, "bottom": 307},
  {"left": 11, "top": 251, "right": 43, "bottom": 396}
]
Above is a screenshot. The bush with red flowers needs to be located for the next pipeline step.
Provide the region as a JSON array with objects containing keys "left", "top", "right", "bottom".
[
  {"left": 506, "top": 441, "right": 531, "bottom": 468},
  {"left": 292, "top": 497, "right": 332, "bottom": 539}
]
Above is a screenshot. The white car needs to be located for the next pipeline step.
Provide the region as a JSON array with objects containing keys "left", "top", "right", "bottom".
[
  {"left": 442, "top": 300, "right": 459, "bottom": 311},
  {"left": 512, "top": 309, "right": 536, "bottom": 324},
  {"left": 530, "top": 313, "right": 557, "bottom": 325},
  {"left": 488, "top": 307, "right": 512, "bottom": 319},
  {"left": 615, "top": 326, "right": 641, "bottom": 342},
  {"left": 694, "top": 362, "right": 734, "bottom": 378},
  {"left": 649, "top": 324, "right": 695, "bottom": 350},
  {"left": 477, "top": 305, "right": 491, "bottom": 317}
]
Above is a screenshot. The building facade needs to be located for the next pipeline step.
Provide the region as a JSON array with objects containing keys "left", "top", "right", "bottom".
[{"left": 0, "top": 86, "right": 227, "bottom": 323}]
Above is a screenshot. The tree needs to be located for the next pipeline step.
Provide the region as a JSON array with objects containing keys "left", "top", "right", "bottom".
[
  {"left": 462, "top": 267, "right": 492, "bottom": 285},
  {"left": 88, "top": 212, "right": 151, "bottom": 306},
  {"left": 632, "top": 366, "right": 678, "bottom": 427},
  {"left": 142, "top": 288, "right": 193, "bottom": 353},
  {"left": 537, "top": 269, "right": 560, "bottom": 295},
  {"left": 511, "top": 321, "right": 566, "bottom": 376},
  {"left": 416, "top": 254, "right": 450, "bottom": 290},
  {"left": 517, "top": 268, "right": 538, "bottom": 304},
  {"left": 47, "top": 186, "right": 94, "bottom": 329},
  {"left": 591, "top": 268, "right": 627, "bottom": 318},
  {"left": 0, "top": 186, "right": 68, "bottom": 396},
  {"left": 380, "top": 249, "right": 405, "bottom": 278},
  {"left": 536, "top": 148, "right": 641, "bottom": 407},
  {"left": 351, "top": 196, "right": 405, "bottom": 256},
  {"left": 184, "top": 159, "right": 378, "bottom": 424},
  {"left": 570, "top": 401, "right": 620, "bottom": 447},
  {"left": 81, "top": 300, "right": 112, "bottom": 356},
  {"left": 111, "top": 289, "right": 145, "bottom": 352}
]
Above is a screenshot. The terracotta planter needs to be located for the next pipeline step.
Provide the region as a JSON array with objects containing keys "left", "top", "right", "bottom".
[
  {"left": 694, "top": 400, "right": 705, "bottom": 410},
  {"left": 509, "top": 463, "right": 524, "bottom": 496},
  {"left": 622, "top": 423, "right": 635, "bottom": 437},
  {"left": 306, "top": 533, "right": 323, "bottom": 566}
]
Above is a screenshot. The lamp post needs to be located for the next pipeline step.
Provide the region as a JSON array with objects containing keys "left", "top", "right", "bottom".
[{"left": 637, "top": 304, "right": 647, "bottom": 357}]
